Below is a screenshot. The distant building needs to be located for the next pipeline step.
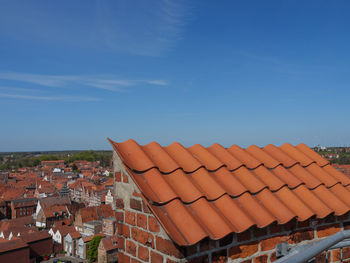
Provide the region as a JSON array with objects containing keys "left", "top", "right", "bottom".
[
  {"left": 83, "top": 220, "right": 102, "bottom": 236},
  {"left": 98, "top": 236, "right": 118, "bottom": 263}
]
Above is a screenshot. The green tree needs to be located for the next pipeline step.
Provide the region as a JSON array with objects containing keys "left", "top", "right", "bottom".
[{"left": 87, "top": 235, "right": 103, "bottom": 263}]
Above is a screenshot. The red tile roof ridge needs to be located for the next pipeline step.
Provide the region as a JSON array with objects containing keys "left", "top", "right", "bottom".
[{"left": 110, "top": 139, "right": 330, "bottom": 175}]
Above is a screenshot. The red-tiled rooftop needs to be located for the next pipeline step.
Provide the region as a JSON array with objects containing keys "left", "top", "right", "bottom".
[{"left": 109, "top": 138, "right": 350, "bottom": 246}]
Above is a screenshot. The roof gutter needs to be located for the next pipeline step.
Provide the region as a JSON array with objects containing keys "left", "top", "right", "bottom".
[{"left": 275, "top": 230, "right": 350, "bottom": 263}]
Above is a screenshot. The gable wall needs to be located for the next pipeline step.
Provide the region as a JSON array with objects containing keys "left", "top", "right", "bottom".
[{"left": 113, "top": 151, "right": 185, "bottom": 262}]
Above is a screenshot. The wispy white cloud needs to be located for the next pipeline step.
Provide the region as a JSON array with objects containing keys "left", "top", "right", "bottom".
[
  {"left": 0, "top": 72, "right": 168, "bottom": 91},
  {"left": 0, "top": 0, "right": 191, "bottom": 56},
  {"left": 0, "top": 92, "right": 100, "bottom": 102}
]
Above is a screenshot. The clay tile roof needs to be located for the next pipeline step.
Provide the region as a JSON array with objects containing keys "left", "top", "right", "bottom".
[
  {"left": 109, "top": 138, "right": 350, "bottom": 246},
  {"left": 101, "top": 237, "right": 118, "bottom": 251},
  {"left": 19, "top": 231, "right": 51, "bottom": 243},
  {"left": 69, "top": 231, "right": 81, "bottom": 239},
  {"left": 0, "top": 238, "right": 28, "bottom": 253}
]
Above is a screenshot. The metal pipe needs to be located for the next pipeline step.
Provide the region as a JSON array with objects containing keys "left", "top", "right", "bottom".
[{"left": 274, "top": 230, "right": 350, "bottom": 263}]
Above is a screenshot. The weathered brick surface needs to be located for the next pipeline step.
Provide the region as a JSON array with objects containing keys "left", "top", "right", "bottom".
[
  {"left": 133, "top": 189, "right": 142, "bottom": 198},
  {"left": 130, "top": 198, "right": 142, "bottom": 211},
  {"left": 118, "top": 252, "right": 130, "bottom": 263},
  {"left": 125, "top": 211, "right": 136, "bottom": 225},
  {"left": 122, "top": 173, "right": 129, "bottom": 183},
  {"left": 137, "top": 245, "right": 149, "bottom": 261},
  {"left": 317, "top": 224, "right": 341, "bottom": 238},
  {"left": 148, "top": 216, "right": 160, "bottom": 232},
  {"left": 131, "top": 227, "right": 154, "bottom": 248},
  {"left": 212, "top": 249, "right": 227, "bottom": 263},
  {"left": 126, "top": 240, "right": 137, "bottom": 256},
  {"left": 116, "top": 198, "right": 124, "bottom": 209},
  {"left": 261, "top": 235, "right": 287, "bottom": 251},
  {"left": 118, "top": 236, "right": 125, "bottom": 250},
  {"left": 288, "top": 228, "right": 314, "bottom": 243},
  {"left": 118, "top": 224, "right": 130, "bottom": 238},
  {"left": 156, "top": 236, "right": 184, "bottom": 258},
  {"left": 254, "top": 254, "right": 268, "bottom": 263},
  {"left": 229, "top": 241, "right": 259, "bottom": 259},
  {"left": 150, "top": 250, "right": 163, "bottom": 263},
  {"left": 137, "top": 213, "right": 147, "bottom": 229},
  {"left": 333, "top": 247, "right": 350, "bottom": 261},
  {"left": 142, "top": 200, "right": 151, "bottom": 214}
]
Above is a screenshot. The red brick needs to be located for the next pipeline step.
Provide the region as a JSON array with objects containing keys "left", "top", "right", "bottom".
[
  {"left": 126, "top": 240, "right": 136, "bottom": 256},
  {"left": 270, "top": 252, "right": 277, "bottom": 262},
  {"left": 130, "top": 198, "right": 142, "bottom": 211},
  {"left": 166, "top": 259, "right": 177, "bottom": 263},
  {"left": 116, "top": 172, "right": 122, "bottom": 182},
  {"left": 131, "top": 259, "right": 142, "bottom": 263},
  {"left": 131, "top": 227, "right": 154, "bottom": 248},
  {"left": 148, "top": 216, "right": 160, "bottom": 232},
  {"left": 117, "top": 237, "right": 125, "bottom": 250},
  {"left": 317, "top": 224, "right": 341, "bottom": 238},
  {"left": 150, "top": 251, "right": 163, "bottom": 263},
  {"left": 261, "top": 235, "right": 287, "bottom": 251},
  {"left": 200, "top": 237, "right": 216, "bottom": 252},
  {"left": 115, "top": 211, "right": 124, "bottom": 222},
  {"left": 142, "top": 200, "right": 151, "bottom": 214},
  {"left": 315, "top": 251, "right": 330, "bottom": 263},
  {"left": 137, "top": 213, "right": 147, "bottom": 229},
  {"left": 229, "top": 241, "right": 259, "bottom": 259},
  {"left": 212, "top": 249, "right": 227, "bottom": 263},
  {"left": 188, "top": 254, "right": 209, "bottom": 263},
  {"left": 125, "top": 211, "right": 136, "bottom": 225},
  {"left": 116, "top": 198, "right": 124, "bottom": 209},
  {"left": 156, "top": 236, "right": 184, "bottom": 258},
  {"left": 333, "top": 247, "right": 350, "bottom": 261},
  {"left": 288, "top": 229, "right": 314, "bottom": 244},
  {"left": 254, "top": 255, "right": 268, "bottom": 263},
  {"left": 137, "top": 245, "right": 149, "bottom": 261},
  {"left": 237, "top": 230, "right": 251, "bottom": 242},
  {"left": 118, "top": 224, "right": 130, "bottom": 238},
  {"left": 118, "top": 251, "right": 131, "bottom": 263},
  {"left": 123, "top": 173, "right": 129, "bottom": 183},
  {"left": 133, "top": 189, "right": 142, "bottom": 197}
]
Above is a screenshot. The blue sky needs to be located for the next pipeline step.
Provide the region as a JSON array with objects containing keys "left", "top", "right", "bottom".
[{"left": 1, "top": 1, "right": 350, "bottom": 151}]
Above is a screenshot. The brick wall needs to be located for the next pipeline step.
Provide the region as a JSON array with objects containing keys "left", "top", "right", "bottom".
[
  {"left": 113, "top": 152, "right": 350, "bottom": 263},
  {"left": 184, "top": 214, "right": 350, "bottom": 263}
]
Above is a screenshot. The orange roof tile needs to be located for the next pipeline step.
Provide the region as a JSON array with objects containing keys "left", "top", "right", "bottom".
[{"left": 109, "top": 139, "right": 350, "bottom": 246}]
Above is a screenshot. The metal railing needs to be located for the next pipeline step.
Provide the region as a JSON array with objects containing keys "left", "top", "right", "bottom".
[{"left": 275, "top": 230, "right": 350, "bottom": 263}]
